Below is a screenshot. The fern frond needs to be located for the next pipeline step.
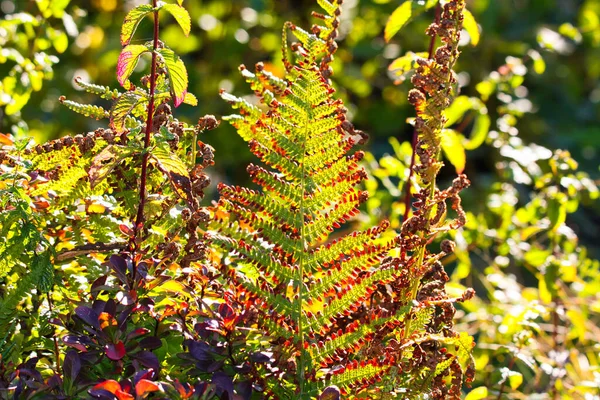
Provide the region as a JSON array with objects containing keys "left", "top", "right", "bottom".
[
  {"left": 74, "top": 77, "right": 120, "bottom": 100},
  {"left": 59, "top": 96, "right": 109, "bottom": 120},
  {"left": 212, "top": 0, "right": 471, "bottom": 397}
]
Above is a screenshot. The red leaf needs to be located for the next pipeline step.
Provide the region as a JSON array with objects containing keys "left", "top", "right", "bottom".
[
  {"left": 32, "top": 200, "right": 50, "bottom": 210},
  {"left": 116, "top": 390, "right": 135, "bottom": 400},
  {"left": 0, "top": 133, "right": 13, "bottom": 146},
  {"left": 105, "top": 341, "right": 126, "bottom": 360},
  {"left": 135, "top": 379, "right": 161, "bottom": 397},
  {"left": 92, "top": 380, "right": 121, "bottom": 394},
  {"left": 119, "top": 224, "right": 134, "bottom": 237},
  {"left": 127, "top": 328, "right": 150, "bottom": 340}
]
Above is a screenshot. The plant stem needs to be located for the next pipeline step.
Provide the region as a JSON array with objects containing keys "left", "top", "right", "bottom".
[
  {"left": 47, "top": 291, "right": 61, "bottom": 375},
  {"left": 133, "top": 0, "right": 160, "bottom": 267},
  {"left": 402, "top": 3, "right": 442, "bottom": 223},
  {"left": 496, "top": 355, "right": 517, "bottom": 400}
]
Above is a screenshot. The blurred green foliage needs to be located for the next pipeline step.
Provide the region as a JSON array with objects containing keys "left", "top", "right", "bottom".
[{"left": 2, "top": 0, "right": 598, "bottom": 180}]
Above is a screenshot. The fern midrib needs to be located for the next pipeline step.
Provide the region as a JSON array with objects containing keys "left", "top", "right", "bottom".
[{"left": 296, "top": 68, "right": 312, "bottom": 397}]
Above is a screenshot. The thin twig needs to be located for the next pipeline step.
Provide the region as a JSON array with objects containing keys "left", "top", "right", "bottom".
[{"left": 55, "top": 242, "right": 125, "bottom": 262}]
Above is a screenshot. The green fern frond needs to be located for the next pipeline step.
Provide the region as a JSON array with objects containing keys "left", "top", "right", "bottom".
[
  {"left": 74, "top": 77, "right": 120, "bottom": 100},
  {"left": 213, "top": 0, "right": 470, "bottom": 397},
  {"left": 0, "top": 251, "right": 53, "bottom": 337},
  {"left": 59, "top": 96, "right": 109, "bottom": 120}
]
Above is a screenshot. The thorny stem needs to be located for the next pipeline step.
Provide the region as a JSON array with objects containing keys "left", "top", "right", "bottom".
[
  {"left": 133, "top": 0, "right": 160, "bottom": 273},
  {"left": 402, "top": 3, "right": 442, "bottom": 223}
]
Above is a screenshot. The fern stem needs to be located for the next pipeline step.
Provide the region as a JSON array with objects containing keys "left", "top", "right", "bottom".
[
  {"left": 402, "top": 3, "right": 441, "bottom": 223},
  {"left": 297, "top": 93, "right": 309, "bottom": 399},
  {"left": 133, "top": 0, "right": 160, "bottom": 267}
]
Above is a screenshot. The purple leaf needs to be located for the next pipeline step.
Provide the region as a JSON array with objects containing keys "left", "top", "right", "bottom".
[
  {"left": 236, "top": 381, "right": 253, "bottom": 400},
  {"left": 133, "top": 351, "right": 159, "bottom": 371},
  {"left": 109, "top": 254, "right": 129, "bottom": 284},
  {"left": 250, "top": 352, "right": 272, "bottom": 363},
  {"left": 218, "top": 303, "right": 235, "bottom": 320},
  {"left": 63, "top": 350, "right": 81, "bottom": 383},
  {"left": 75, "top": 306, "right": 100, "bottom": 329},
  {"left": 63, "top": 335, "right": 90, "bottom": 352},
  {"left": 88, "top": 388, "right": 119, "bottom": 399},
  {"left": 105, "top": 341, "right": 126, "bottom": 361},
  {"left": 319, "top": 386, "right": 341, "bottom": 400},
  {"left": 139, "top": 336, "right": 162, "bottom": 350},
  {"left": 133, "top": 369, "right": 155, "bottom": 385},
  {"left": 126, "top": 328, "right": 150, "bottom": 341},
  {"left": 185, "top": 340, "right": 213, "bottom": 362},
  {"left": 212, "top": 372, "right": 234, "bottom": 398}
]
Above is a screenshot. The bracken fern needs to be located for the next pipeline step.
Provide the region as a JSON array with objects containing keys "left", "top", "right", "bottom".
[{"left": 212, "top": 0, "right": 474, "bottom": 398}]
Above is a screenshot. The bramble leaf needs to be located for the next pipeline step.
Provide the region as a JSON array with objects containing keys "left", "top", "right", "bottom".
[
  {"left": 388, "top": 51, "right": 428, "bottom": 84},
  {"left": 442, "top": 129, "right": 466, "bottom": 174},
  {"left": 117, "top": 44, "right": 150, "bottom": 86},
  {"left": 110, "top": 92, "right": 143, "bottom": 133},
  {"left": 157, "top": 48, "right": 188, "bottom": 107},
  {"left": 151, "top": 144, "right": 189, "bottom": 177},
  {"left": 462, "top": 8, "right": 480, "bottom": 46},
  {"left": 464, "top": 112, "right": 490, "bottom": 150},
  {"left": 161, "top": 3, "right": 191, "bottom": 36},
  {"left": 89, "top": 144, "right": 135, "bottom": 188},
  {"left": 183, "top": 92, "right": 198, "bottom": 106},
  {"left": 121, "top": 4, "right": 154, "bottom": 46},
  {"left": 384, "top": 0, "right": 437, "bottom": 42},
  {"left": 465, "top": 387, "right": 488, "bottom": 400}
]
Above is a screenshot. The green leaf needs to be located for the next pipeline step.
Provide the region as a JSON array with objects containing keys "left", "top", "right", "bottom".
[
  {"left": 528, "top": 49, "right": 546, "bottom": 74},
  {"left": 388, "top": 51, "right": 428, "bottom": 84},
  {"left": 384, "top": 0, "right": 437, "bottom": 42},
  {"left": 88, "top": 144, "right": 135, "bottom": 188},
  {"left": 157, "top": 48, "right": 188, "bottom": 107},
  {"left": 547, "top": 191, "right": 567, "bottom": 231},
  {"left": 48, "top": 27, "right": 68, "bottom": 53},
  {"left": 151, "top": 144, "right": 190, "bottom": 177},
  {"left": 117, "top": 44, "right": 151, "bottom": 87},
  {"left": 462, "top": 8, "right": 480, "bottom": 46},
  {"left": 464, "top": 112, "right": 490, "bottom": 150},
  {"left": 444, "top": 96, "right": 472, "bottom": 127},
  {"left": 500, "top": 368, "right": 523, "bottom": 390},
  {"left": 121, "top": 4, "right": 153, "bottom": 46},
  {"left": 183, "top": 92, "right": 198, "bottom": 106},
  {"left": 160, "top": 3, "right": 191, "bottom": 36},
  {"left": 465, "top": 387, "right": 488, "bottom": 400},
  {"left": 441, "top": 129, "right": 466, "bottom": 174},
  {"left": 35, "top": 251, "right": 54, "bottom": 292},
  {"left": 110, "top": 92, "right": 143, "bottom": 133}
]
